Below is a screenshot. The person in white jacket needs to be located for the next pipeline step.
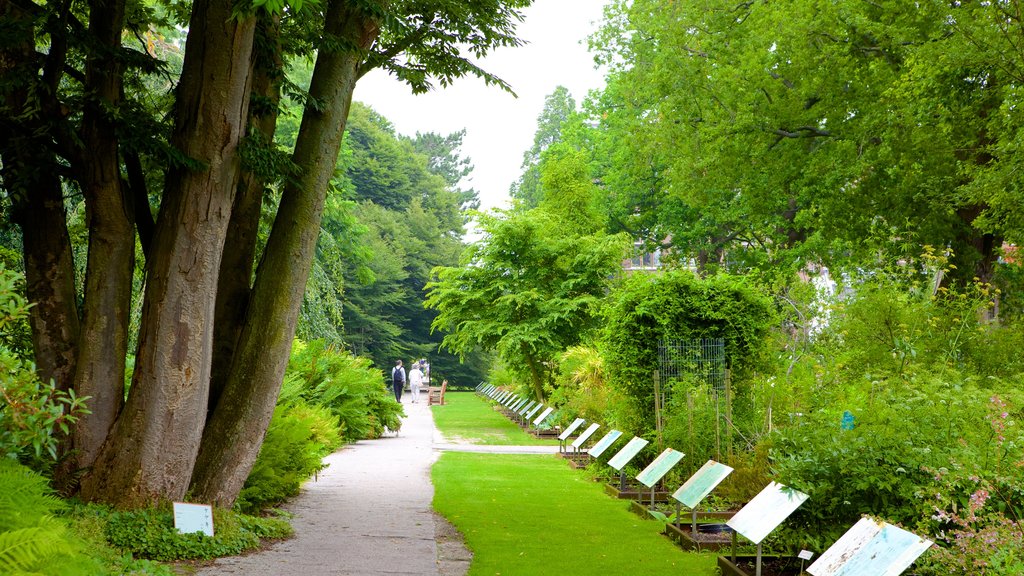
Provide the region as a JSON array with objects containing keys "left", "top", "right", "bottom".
[{"left": 408, "top": 362, "right": 424, "bottom": 403}]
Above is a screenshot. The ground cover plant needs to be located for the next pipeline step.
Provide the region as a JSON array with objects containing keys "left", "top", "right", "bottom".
[
  {"left": 432, "top": 452, "right": 717, "bottom": 575},
  {"left": 432, "top": 392, "right": 557, "bottom": 446}
]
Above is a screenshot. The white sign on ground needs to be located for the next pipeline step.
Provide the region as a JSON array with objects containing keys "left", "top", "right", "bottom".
[
  {"left": 808, "top": 517, "right": 933, "bottom": 576},
  {"left": 672, "top": 459, "right": 734, "bottom": 509},
  {"left": 558, "top": 418, "right": 587, "bottom": 441},
  {"left": 727, "top": 482, "right": 809, "bottom": 544},
  {"left": 518, "top": 400, "right": 536, "bottom": 415},
  {"left": 607, "top": 437, "right": 649, "bottom": 471},
  {"left": 533, "top": 407, "right": 555, "bottom": 426},
  {"left": 173, "top": 502, "right": 214, "bottom": 537},
  {"left": 524, "top": 404, "right": 543, "bottom": 420},
  {"left": 636, "top": 448, "right": 685, "bottom": 488},
  {"left": 586, "top": 429, "right": 621, "bottom": 457},
  {"left": 573, "top": 423, "right": 602, "bottom": 449}
]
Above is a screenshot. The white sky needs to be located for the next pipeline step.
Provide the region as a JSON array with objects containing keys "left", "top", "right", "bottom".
[{"left": 352, "top": 1, "right": 611, "bottom": 213}]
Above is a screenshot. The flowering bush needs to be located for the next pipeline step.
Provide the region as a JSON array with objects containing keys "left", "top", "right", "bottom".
[{"left": 918, "top": 395, "right": 1024, "bottom": 575}]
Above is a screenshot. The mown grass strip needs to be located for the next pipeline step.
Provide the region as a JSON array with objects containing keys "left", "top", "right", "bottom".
[
  {"left": 432, "top": 452, "right": 717, "bottom": 575},
  {"left": 431, "top": 392, "right": 556, "bottom": 446}
]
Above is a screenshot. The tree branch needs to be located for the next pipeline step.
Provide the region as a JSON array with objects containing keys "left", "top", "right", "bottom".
[
  {"left": 123, "top": 150, "right": 154, "bottom": 259},
  {"left": 771, "top": 125, "right": 833, "bottom": 138}
]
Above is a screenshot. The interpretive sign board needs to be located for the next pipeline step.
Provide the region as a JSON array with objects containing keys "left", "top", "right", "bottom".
[
  {"left": 727, "top": 482, "right": 809, "bottom": 544},
  {"left": 586, "top": 429, "right": 621, "bottom": 457},
  {"left": 505, "top": 394, "right": 519, "bottom": 407},
  {"left": 497, "top": 391, "right": 510, "bottom": 402},
  {"left": 173, "top": 502, "right": 214, "bottom": 537},
  {"left": 525, "top": 404, "right": 543, "bottom": 420},
  {"left": 573, "top": 423, "right": 602, "bottom": 449},
  {"left": 558, "top": 418, "right": 587, "bottom": 441},
  {"left": 808, "top": 517, "right": 933, "bottom": 576},
  {"left": 533, "top": 406, "right": 555, "bottom": 426},
  {"left": 636, "top": 448, "right": 685, "bottom": 488},
  {"left": 672, "top": 460, "right": 734, "bottom": 509},
  {"left": 607, "top": 437, "right": 649, "bottom": 471},
  {"left": 511, "top": 398, "right": 526, "bottom": 411},
  {"left": 518, "top": 400, "right": 537, "bottom": 415}
]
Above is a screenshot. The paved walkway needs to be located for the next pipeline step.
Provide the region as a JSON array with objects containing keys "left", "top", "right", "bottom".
[
  {"left": 196, "top": 399, "right": 441, "bottom": 576},
  {"left": 195, "top": 395, "right": 554, "bottom": 576}
]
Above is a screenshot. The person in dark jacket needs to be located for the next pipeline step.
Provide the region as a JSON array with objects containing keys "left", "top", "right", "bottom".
[{"left": 391, "top": 360, "right": 406, "bottom": 402}]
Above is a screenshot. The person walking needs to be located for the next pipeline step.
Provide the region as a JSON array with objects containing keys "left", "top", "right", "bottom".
[
  {"left": 408, "top": 362, "right": 423, "bottom": 403},
  {"left": 391, "top": 360, "right": 406, "bottom": 403}
]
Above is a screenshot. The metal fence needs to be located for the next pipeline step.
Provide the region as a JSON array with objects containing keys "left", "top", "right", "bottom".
[{"left": 657, "top": 338, "right": 727, "bottom": 394}]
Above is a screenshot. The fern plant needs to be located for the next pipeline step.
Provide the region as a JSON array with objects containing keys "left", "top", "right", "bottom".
[{"left": 0, "top": 459, "right": 104, "bottom": 575}]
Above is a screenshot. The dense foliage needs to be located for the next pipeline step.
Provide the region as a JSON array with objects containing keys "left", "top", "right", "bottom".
[
  {"left": 601, "top": 271, "right": 775, "bottom": 431},
  {"left": 426, "top": 210, "right": 629, "bottom": 400}
]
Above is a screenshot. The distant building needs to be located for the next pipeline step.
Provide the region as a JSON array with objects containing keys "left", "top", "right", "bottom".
[
  {"left": 622, "top": 240, "right": 663, "bottom": 272},
  {"left": 1002, "top": 243, "right": 1019, "bottom": 265}
]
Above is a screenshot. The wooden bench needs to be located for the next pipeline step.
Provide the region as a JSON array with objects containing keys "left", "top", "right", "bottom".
[{"left": 428, "top": 380, "right": 448, "bottom": 405}]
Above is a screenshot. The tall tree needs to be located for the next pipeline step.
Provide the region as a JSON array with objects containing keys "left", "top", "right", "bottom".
[
  {"left": 510, "top": 86, "right": 577, "bottom": 208},
  {"left": 407, "top": 130, "right": 479, "bottom": 211},
  {"left": 425, "top": 210, "right": 628, "bottom": 400},
  {"left": 588, "top": 0, "right": 1020, "bottom": 280}
]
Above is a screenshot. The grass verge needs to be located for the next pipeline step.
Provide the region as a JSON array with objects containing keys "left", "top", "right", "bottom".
[
  {"left": 431, "top": 392, "right": 557, "bottom": 446},
  {"left": 432, "top": 452, "right": 717, "bottom": 575}
]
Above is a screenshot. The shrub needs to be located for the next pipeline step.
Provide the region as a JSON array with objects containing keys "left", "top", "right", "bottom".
[
  {"left": 0, "top": 267, "right": 89, "bottom": 468},
  {"left": 601, "top": 271, "right": 775, "bottom": 433},
  {"left": 286, "top": 339, "right": 403, "bottom": 440},
  {"left": 102, "top": 505, "right": 291, "bottom": 561},
  {"left": 769, "top": 371, "right": 1022, "bottom": 552},
  {"left": 236, "top": 402, "right": 339, "bottom": 513},
  {"left": 913, "top": 394, "right": 1024, "bottom": 575},
  {"left": 0, "top": 259, "right": 33, "bottom": 359},
  {"left": 547, "top": 346, "right": 622, "bottom": 425}
]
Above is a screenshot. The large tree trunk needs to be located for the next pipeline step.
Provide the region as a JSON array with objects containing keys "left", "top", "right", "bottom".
[
  {"left": 189, "top": 0, "right": 382, "bottom": 506},
  {"left": 79, "top": 0, "right": 256, "bottom": 507},
  {"left": 209, "top": 13, "right": 283, "bottom": 416},
  {"left": 66, "top": 0, "right": 132, "bottom": 483},
  {"left": 0, "top": 0, "right": 81, "bottom": 393}
]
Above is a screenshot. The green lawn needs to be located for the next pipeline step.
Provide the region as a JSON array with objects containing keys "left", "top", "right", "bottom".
[
  {"left": 432, "top": 452, "right": 717, "bottom": 575},
  {"left": 431, "top": 392, "right": 557, "bottom": 446}
]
